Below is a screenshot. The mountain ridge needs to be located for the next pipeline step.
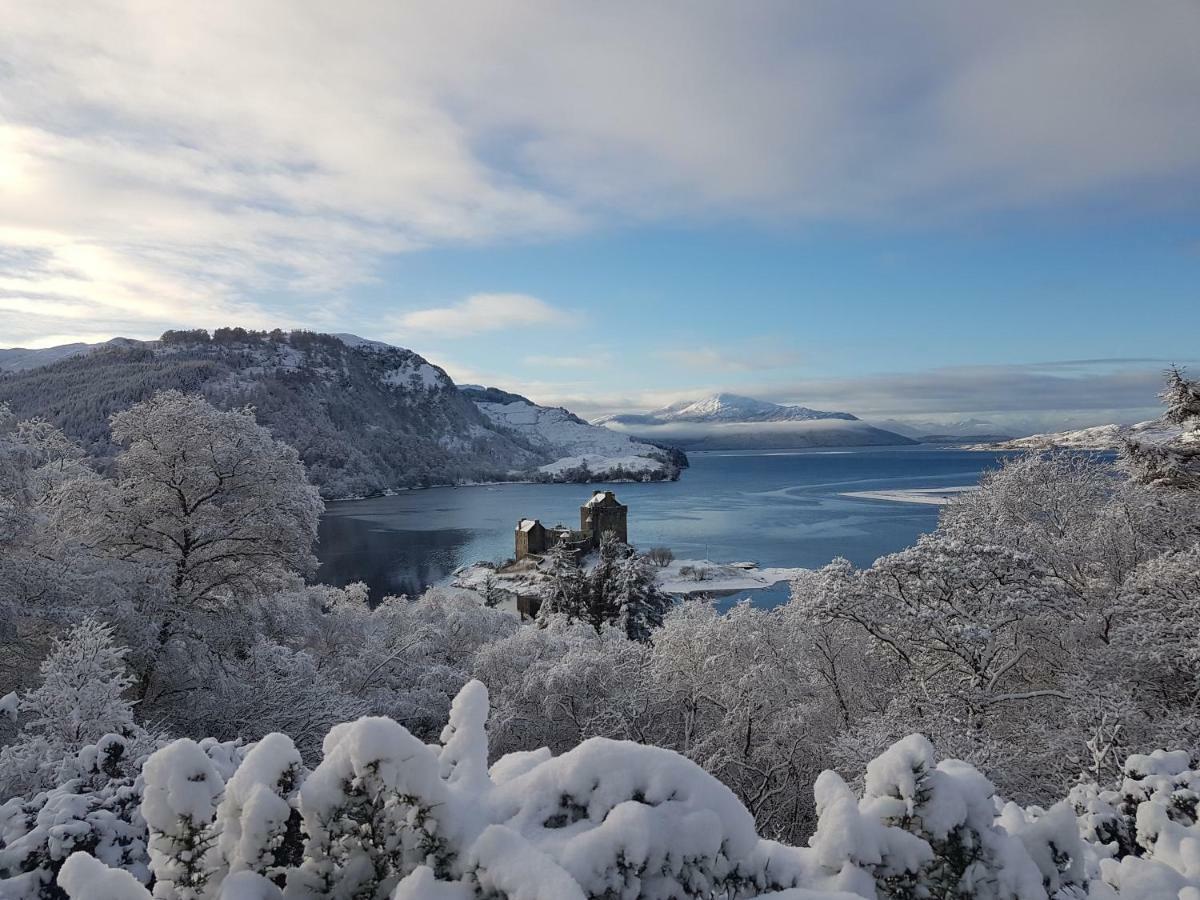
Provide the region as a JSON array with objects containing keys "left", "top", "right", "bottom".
[
  {"left": 0, "top": 331, "right": 681, "bottom": 496},
  {"left": 595, "top": 392, "right": 914, "bottom": 450},
  {"left": 595, "top": 392, "right": 858, "bottom": 427}
]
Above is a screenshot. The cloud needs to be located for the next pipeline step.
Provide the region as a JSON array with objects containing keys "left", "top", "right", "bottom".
[
  {"left": 2, "top": 3, "right": 1198, "bottom": 344},
  {"left": 761, "top": 362, "right": 1177, "bottom": 419},
  {"left": 498, "top": 359, "right": 1187, "bottom": 429},
  {"left": 391, "top": 294, "right": 574, "bottom": 337}
]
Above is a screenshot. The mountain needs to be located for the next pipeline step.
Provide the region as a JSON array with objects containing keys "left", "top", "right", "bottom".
[
  {"left": 459, "top": 386, "right": 684, "bottom": 481},
  {"left": 596, "top": 393, "right": 915, "bottom": 450},
  {"left": 596, "top": 392, "right": 857, "bottom": 427},
  {"left": 915, "top": 433, "right": 1015, "bottom": 445},
  {"left": 0, "top": 330, "right": 681, "bottom": 497},
  {"left": 0, "top": 338, "right": 142, "bottom": 373},
  {"left": 972, "top": 420, "right": 1182, "bottom": 451},
  {"left": 870, "top": 417, "right": 1010, "bottom": 440}
]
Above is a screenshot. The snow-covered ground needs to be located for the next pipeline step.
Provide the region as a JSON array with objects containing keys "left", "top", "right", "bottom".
[
  {"left": 841, "top": 486, "right": 979, "bottom": 505},
  {"left": 653, "top": 559, "right": 808, "bottom": 594},
  {"left": 449, "top": 562, "right": 537, "bottom": 617},
  {"left": 451, "top": 556, "right": 806, "bottom": 614},
  {"left": 474, "top": 398, "right": 674, "bottom": 477},
  {"left": 972, "top": 419, "right": 1182, "bottom": 451}
]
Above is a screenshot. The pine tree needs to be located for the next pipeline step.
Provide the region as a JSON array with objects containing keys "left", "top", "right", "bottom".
[
  {"left": 1123, "top": 367, "right": 1200, "bottom": 491},
  {"left": 537, "top": 542, "right": 587, "bottom": 625},
  {"left": 141, "top": 739, "right": 224, "bottom": 900},
  {"left": 613, "top": 553, "right": 671, "bottom": 643}
]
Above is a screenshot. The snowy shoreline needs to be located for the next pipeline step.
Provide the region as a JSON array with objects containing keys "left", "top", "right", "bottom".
[
  {"left": 326, "top": 473, "right": 676, "bottom": 504},
  {"left": 840, "top": 486, "right": 979, "bottom": 506},
  {"left": 449, "top": 556, "right": 806, "bottom": 616}
]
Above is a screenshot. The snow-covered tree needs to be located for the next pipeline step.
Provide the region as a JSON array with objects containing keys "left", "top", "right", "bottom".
[
  {"left": 536, "top": 541, "right": 595, "bottom": 628},
  {"left": 141, "top": 738, "right": 225, "bottom": 899},
  {"left": 339, "top": 589, "right": 518, "bottom": 742},
  {"left": 475, "top": 619, "right": 654, "bottom": 757},
  {"left": 536, "top": 536, "right": 671, "bottom": 641},
  {"left": 59, "top": 390, "right": 322, "bottom": 611},
  {"left": 796, "top": 537, "right": 1069, "bottom": 741},
  {"left": 66, "top": 683, "right": 1194, "bottom": 899},
  {"left": 1123, "top": 367, "right": 1200, "bottom": 491},
  {"left": 0, "top": 619, "right": 144, "bottom": 796},
  {"left": 613, "top": 551, "right": 672, "bottom": 642},
  {"left": 808, "top": 734, "right": 1049, "bottom": 899},
  {"left": 214, "top": 732, "right": 304, "bottom": 886}
]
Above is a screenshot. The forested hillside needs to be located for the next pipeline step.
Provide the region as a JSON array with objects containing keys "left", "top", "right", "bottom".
[{"left": 0, "top": 330, "right": 658, "bottom": 497}]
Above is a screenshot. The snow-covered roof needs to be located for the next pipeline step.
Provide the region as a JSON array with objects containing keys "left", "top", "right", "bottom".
[
  {"left": 585, "top": 490, "right": 618, "bottom": 507},
  {"left": 517, "top": 519, "right": 541, "bottom": 532}
]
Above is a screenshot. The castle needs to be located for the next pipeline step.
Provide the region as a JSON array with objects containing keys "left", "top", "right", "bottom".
[{"left": 515, "top": 490, "right": 628, "bottom": 560}]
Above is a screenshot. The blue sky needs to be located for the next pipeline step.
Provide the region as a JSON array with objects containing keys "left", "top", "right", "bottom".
[{"left": 1, "top": 2, "right": 1197, "bottom": 426}]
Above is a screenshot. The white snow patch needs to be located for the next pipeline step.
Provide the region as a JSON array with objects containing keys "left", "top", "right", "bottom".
[
  {"left": 655, "top": 559, "right": 808, "bottom": 594},
  {"left": 841, "top": 486, "right": 980, "bottom": 506}
]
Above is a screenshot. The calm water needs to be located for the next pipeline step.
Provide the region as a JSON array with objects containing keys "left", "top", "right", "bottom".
[{"left": 316, "top": 447, "right": 1016, "bottom": 607}]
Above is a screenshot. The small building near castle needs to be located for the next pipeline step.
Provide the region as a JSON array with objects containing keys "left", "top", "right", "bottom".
[{"left": 514, "top": 490, "right": 629, "bottom": 561}]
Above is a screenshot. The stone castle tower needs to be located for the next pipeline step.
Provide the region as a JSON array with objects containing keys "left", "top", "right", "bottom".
[
  {"left": 580, "top": 490, "right": 628, "bottom": 546},
  {"left": 514, "top": 490, "right": 630, "bottom": 561}
]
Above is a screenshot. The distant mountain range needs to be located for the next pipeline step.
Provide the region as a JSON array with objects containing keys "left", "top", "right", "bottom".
[
  {"left": 596, "top": 393, "right": 916, "bottom": 450},
  {"left": 0, "top": 332, "right": 682, "bottom": 497},
  {"left": 871, "top": 417, "right": 1014, "bottom": 443}
]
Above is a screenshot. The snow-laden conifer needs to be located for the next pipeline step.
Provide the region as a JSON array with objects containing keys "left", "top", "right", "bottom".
[{"left": 141, "top": 738, "right": 224, "bottom": 899}]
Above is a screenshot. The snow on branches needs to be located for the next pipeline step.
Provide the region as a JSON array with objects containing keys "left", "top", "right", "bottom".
[{"left": 32, "top": 680, "right": 1200, "bottom": 900}]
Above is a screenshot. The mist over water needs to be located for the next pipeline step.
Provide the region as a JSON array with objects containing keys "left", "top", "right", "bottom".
[{"left": 316, "top": 447, "right": 1018, "bottom": 605}]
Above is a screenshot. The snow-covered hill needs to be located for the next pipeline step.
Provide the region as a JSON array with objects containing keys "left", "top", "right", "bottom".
[
  {"left": 0, "top": 330, "right": 682, "bottom": 495},
  {"left": 0, "top": 338, "right": 141, "bottom": 373},
  {"left": 460, "top": 386, "right": 683, "bottom": 481},
  {"left": 596, "top": 392, "right": 857, "bottom": 427},
  {"left": 596, "top": 393, "right": 914, "bottom": 450},
  {"left": 972, "top": 420, "right": 1182, "bottom": 451}
]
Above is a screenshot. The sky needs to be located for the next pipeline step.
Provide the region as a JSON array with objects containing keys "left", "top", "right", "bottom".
[{"left": 1, "top": 1, "right": 1198, "bottom": 428}]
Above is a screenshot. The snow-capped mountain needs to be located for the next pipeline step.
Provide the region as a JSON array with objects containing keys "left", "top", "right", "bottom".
[
  {"left": 973, "top": 420, "right": 1182, "bottom": 451},
  {"left": 0, "top": 330, "right": 681, "bottom": 497},
  {"left": 460, "top": 386, "right": 684, "bottom": 481},
  {"left": 596, "top": 392, "right": 857, "bottom": 427},
  {"left": 596, "top": 393, "right": 914, "bottom": 450}
]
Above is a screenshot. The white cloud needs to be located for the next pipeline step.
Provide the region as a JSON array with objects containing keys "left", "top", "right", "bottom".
[
  {"left": 2, "top": 2, "right": 1198, "bottom": 345},
  {"left": 391, "top": 294, "right": 574, "bottom": 337}
]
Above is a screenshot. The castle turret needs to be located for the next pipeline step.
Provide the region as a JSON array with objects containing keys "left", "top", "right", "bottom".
[{"left": 581, "top": 490, "right": 628, "bottom": 547}]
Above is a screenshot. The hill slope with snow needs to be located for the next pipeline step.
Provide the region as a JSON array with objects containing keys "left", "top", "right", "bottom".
[
  {"left": 0, "top": 331, "right": 680, "bottom": 496},
  {"left": 596, "top": 393, "right": 914, "bottom": 450},
  {"left": 460, "top": 386, "right": 684, "bottom": 481},
  {"left": 972, "top": 419, "right": 1182, "bottom": 451}
]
